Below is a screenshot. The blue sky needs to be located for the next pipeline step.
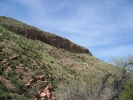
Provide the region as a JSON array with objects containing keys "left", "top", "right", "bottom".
[{"left": 0, "top": 0, "right": 133, "bottom": 62}]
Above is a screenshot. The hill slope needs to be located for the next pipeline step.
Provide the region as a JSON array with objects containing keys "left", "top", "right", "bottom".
[
  {"left": 0, "top": 16, "right": 117, "bottom": 100},
  {"left": 0, "top": 16, "right": 92, "bottom": 55}
]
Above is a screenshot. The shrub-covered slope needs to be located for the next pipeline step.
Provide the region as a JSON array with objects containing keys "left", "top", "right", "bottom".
[{"left": 0, "top": 17, "right": 119, "bottom": 100}]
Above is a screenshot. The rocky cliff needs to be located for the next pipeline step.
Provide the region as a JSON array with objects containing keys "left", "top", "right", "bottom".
[{"left": 0, "top": 16, "right": 92, "bottom": 55}]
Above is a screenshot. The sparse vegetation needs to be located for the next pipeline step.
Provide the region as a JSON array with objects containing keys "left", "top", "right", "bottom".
[
  {"left": 0, "top": 81, "right": 11, "bottom": 100},
  {"left": 119, "top": 80, "right": 133, "bottom": 100},
  {"left": 0, "top": 16, "right": 133, "bottom": 100}
]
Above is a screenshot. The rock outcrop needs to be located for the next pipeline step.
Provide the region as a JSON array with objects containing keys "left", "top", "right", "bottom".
[
  {"left": 25, "top": 75, "right": 55, "bottom": 100},
  {"left": 0, "top": 16, "right": 92, "bottom": 55}
]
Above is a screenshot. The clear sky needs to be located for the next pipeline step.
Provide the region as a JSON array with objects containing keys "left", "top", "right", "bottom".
[{"left": 0, "top": 0, "right": 133, "bottom": 62}]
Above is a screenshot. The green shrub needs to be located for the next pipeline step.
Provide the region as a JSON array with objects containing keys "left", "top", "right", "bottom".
[
  {"left": 15, "top": 80, "right": 26, "bottom": 95},
  {"left": 8, "top": 69, "right": 16, "bottom": 77},
  {"left": 50, "top": 60, "right": 54, "bottom": 64},
  {"left": 18, "top": 72, "right": 23, "bottom": 79},
  {"left": 9, "top": 77, "right": 18, "bottom": 85},
  {"left": 38, "top": 81, "right": 46, "bottom": 90},
  {"left": 0, "top": 81, "right": 11, "bottom": 100},
  {"left": 41, "top": 64, "right": 47, "bottom": 69},
  {"left": 0, "top": 36, "right": 4, "bottom": 42},
  {"left": 119, "top": 80, "right": 133, "bottom": 100},
  {"left": 63, "top": 66, "right": 77, "bottom": 76},
  {"left": 0, "top": 52, "right": 6, "bottom": 61},
  {"left": 9, "top": 60, "right": 16, "bottom": 69},
  {"left": 12, "top": 93, "right": 27, "bottom": 100},
  {"left": 22, "top": 67, "right": 28, "bottom": 72},
  {"left": 31, "top": 74, "right": 35, "bottom": 78},
  {"left": 9, "top": 78, "right": 26, "bottom": 95},
  {"left": 0, "top": 47, "right": 3, "bottom": 52},
  {"left": 0, "top": 69, "right": 3, "bottom": 75},
  {"left": 35, "top": 70, "right": 42, "bottom": 75}
]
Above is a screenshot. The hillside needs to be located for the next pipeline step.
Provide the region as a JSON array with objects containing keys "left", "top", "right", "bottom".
[
  {"left": 0, "top": 16, "right": 92, "bottom": 55},
  {"left": 0, "top": 16, "right": 121, "bottom": 100}
]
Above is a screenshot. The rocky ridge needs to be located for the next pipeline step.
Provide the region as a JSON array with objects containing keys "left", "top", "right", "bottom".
[{"left": 0, "top": 16, "right": 92, "bottom": 55}]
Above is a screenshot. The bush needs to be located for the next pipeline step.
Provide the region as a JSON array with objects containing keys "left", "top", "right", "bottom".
[
  {"left": 0, "top": 81, "right": 11, "bottom": 99},
  {"left": 18, "top": 72, "right": 23, "bottom": 79},
  {"left": 8, "top": 69, "right": 16, "bottom": 77},
  {"left": 119, "top": 80, "right": 133, "bottom": 100},
  {"left": 9, "top": 77, "right": 18, "bottom": 85},
  {"left": 41, "top": 64, "right": 47, "bottom": 69},
  {"left": 8, "top": 60, "right": 16, "bottom": 69},
  {"left": 12, "top": 93, "right": 27, "bottom": 100},
  {"left": 56, "top": 54, "right": 133, "bottom": 100},
  {"left": 22, "top": 67, "right": 28, "bottom": 72},
  {"left": 9, "top": 77, "right": 27, "bottom": 95},
  {"left": 38, "top": 81, "right": 46, "bottom": 90},
  {"left": 0, "top": 69, "right": 3, "bottom": 75},
  {"left": 15, "top": 80, "right": 26, "bottom": 95},
  {"left": 50, "top": 60, "right": 54, "bottom": 64}
]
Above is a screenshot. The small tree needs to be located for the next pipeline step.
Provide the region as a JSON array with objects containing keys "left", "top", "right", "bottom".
[{"left": 119, "top": 80, "right": 133, "bottom": 100}]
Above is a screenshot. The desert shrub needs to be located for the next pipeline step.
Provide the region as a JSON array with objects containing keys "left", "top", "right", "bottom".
[
  {"left": 41, "top": 63, "right": 47, "bottom": 69},
  {"left": 22, "top": 67, "right": 28, "bottom": 72},
  {"left": 50, "top": 81, "right": 57, "bottom": 91},
  {"left": 56, "top": 73, "right": 129, "bottom": 100},
  {"left": 50, "top": 60, "right": 54, "bottom": 63},
  {"left": 0, "top": 52, "right": 6, "bottom": 61},
  {"left": 56, "top": 54, "right": 133, "bottom": 100},
  {"left": 47, "top": 64, "right": 52, "bottom": 70},
  {"left": 35, "top": 70, "right": 42, "bottom": 75},
  {"left": 119, "top": 80, "right": 133, "bottom": 100},
  {"left": 8, "top": 69, "right": 16, "bottom": 77},
  {"left": 31, "top": 74, "right": 36, "bottom": 78},
  {"left": 0, "top": 81, "right": 11, "bottom": 100},
  {"left": 26, "top": 87, "right": 39, "bottom": 98},
  {"left": 21, "top": 48, "right": 28, "bottom": 55},
  {"left": 0, "top": 36, "right": 4, "bottom": 42},
  {"left": 55, "top": 78, "right": 91, "bottom": 100},
  {"left": 12, "top": 93, "right": 28, "bottom": 100},
  {"left": 18, "top": 72, "right": 23, "bottom": 79},
  {"left": 0, "top": 46, "right": 3, "bottom": 52},
  {"left": 0, "top": 90, "right": 11, "bottom": 100},
  {"left": 9, "top": 77, "right": 18, "bottom": 85},
  {"left": 0, "top": 69, "right": 3, "bottom": 75},
  {"left": 15, "top": 80, "right": 26, "bottom": 95},
  {"left": 38, "top": 81, "right": 46, "bottom": 90},
  {"left": 8, "top": 60, "right": 16, "bottom": 69},
  {"left": 9, "top": 77, "right": 26, "bottom": 95},
  {"left": 63, "top": 66, "right": 77, "bottom": 76},
  {"left": 22, "top": 57, "right": 31, "bottom": 66},
  {"left": 19, "top": 57, "right": 24, "bottom": 63}
]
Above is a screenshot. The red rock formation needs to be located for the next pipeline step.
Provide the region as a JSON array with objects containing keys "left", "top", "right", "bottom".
[
  {"left": 36, "top": 75, "right": 45, "bottom": 81},
  {"left": 40, "top": 92, "right": 47, "bottom": 99},
  {"left": 0, "top": 16, "right": 92, "bottom": 55},
  {"left": 24, "top": 75, "right": 55, "bottom": 99},
  {"left": 43, "top": 81, "right": 48, "bottom": 84},
  {"left": 25, "top": 83, "right": 31, "bottom": 88}
]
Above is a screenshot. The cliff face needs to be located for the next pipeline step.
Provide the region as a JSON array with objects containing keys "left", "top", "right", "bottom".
[{"left": 0, "top": 16, "right": 92, "bottom": 55}]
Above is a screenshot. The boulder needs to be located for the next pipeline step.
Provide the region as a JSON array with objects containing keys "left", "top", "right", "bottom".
[
  {"left": 25, "top": 83, "right": 31, "bottom": 88},
  {"left": 40, "top": 92, "right": 47, "bottom": 99},
  {"left": 37, "top": 75, "right": 45, "bottom": 81}
]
